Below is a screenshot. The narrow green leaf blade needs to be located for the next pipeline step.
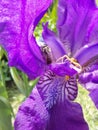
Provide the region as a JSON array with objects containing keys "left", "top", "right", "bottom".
[{"left": 0, "top": 97, "right": 13, "bottom": 130}]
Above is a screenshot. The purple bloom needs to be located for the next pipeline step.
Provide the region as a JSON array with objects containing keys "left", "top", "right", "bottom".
[{"left": 0, "top": 0, "right": 98, "bottom": 130}]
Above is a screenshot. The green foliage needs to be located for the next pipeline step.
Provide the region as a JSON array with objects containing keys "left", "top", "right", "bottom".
[
  {"left": 0, "top": 98, "right": 13, "bottom": 130},
  {"left": 10, "top": 67, "right": 38, "bottom": 97},
  {"left": 0, "top": 46, "right": 38, "bottom": 129},
  {"left": 34, "top": 0, "right": 58, "bottom": 39},
  {"left": 0, "top": 48, "right": 13, "bottom": 130}
]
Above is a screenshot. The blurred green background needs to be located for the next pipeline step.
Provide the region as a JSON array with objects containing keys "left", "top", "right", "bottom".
[{"left": 0, "top": 0, "right": 98, "bottom": 130}]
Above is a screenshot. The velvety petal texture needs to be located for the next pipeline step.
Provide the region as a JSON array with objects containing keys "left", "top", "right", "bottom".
[
  {"left": 1, "top": 0, "right": 98, "bottom": 129},
  {"left": 14, "top": 87, "right": 49, "bottom": 130},
  {"left": 57, "top": 0, "right": 98, "bottom": 55},
  {"left": 46, "top": 101, "right": 89, "bottom": 130},
  {"left": 15, "top": 71, "right": 89, "bottom": 130},
  {"left": 0, "top": 0, "right": 52, "bottom": 79}
]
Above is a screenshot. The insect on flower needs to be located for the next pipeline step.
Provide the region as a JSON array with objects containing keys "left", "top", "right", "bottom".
[{"left": 41, "top": 44, "right": 52, "bottom": 64}]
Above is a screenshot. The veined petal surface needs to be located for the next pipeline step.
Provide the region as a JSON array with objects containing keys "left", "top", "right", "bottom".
[
  {"left": 0, "top": 0, "right": 52, "bottom": 79},
  {"left": 15, "top": 70, "right": 89, "bottom": 130},
  {"left": 15, "top": 71, "right": 89, "bottom": 130},
  {"left": 37, "top": 70, "right": 78, "bottom": 108},
  {"left": 57, "top": 0, "right": 98, "bottom": 55}
]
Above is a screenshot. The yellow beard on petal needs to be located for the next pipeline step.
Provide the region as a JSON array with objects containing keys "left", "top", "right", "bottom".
[{"left": 65, "top": 75, "right": 70, "bottom": 81}]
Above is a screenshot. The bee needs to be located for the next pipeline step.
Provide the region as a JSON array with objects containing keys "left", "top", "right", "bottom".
[{"left": 41, "top": 45, "right": 52, "bottom": 64}]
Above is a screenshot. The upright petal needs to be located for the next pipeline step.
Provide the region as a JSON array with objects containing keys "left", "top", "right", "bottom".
[
  {"left": 0, "top": 0, "right": 52, "bottom": 79},
  {"left": 42, "top": 23, "right": 66, "bottom": 60},
  {"left": 57, "top": 0, "right": 97, "bottom": 55}
]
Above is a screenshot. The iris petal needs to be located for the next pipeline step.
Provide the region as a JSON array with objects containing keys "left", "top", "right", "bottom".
[
  {"left": 83, "top": 9, "right": 98, "bottom": 45},
  {"left": 79, "top": 63, "right": 98, "bottom": 109},
  {"left": 0, "top": 0, "right": 52, "bottom": 79},
  {"left": 79, "top": 72, "right": 92, "bottom": 84},
  {"left": 57, "top": 0, "right": 97, "bottom": 55},
  {"left": 82, "top": 82, "right": 98, "bottom": 109},
  {"left": 50, "top": 62, "right": 77, "bottom": 77},
  {"left": 14, "top": 87, "right": 49, "bottom": 130},
  {"left": 46, "top": 100, "right": 89, "bottom": 130},
  {"left": 91, "top": 70, "right": 98, "bottom": 83},
  {"left": 79, "top": 71, "right": 98, "bottom": 84},
  {"left": 37, "top": 70, "right": 78, "bottom": 109},
  {"left": 89, "top": 88, "right": 98, "bottom": 109},
  {"left": 74, "top": 43, "right": 98, "bottom": 66},
  {"left": 15, "top": 84, "right": 88, "bottom": 130},
  {"left": 89, "top": 63, "right": 98, "bottom": 72},
  {"left": 42, "top": 23, "right": 66, "bottom": 60},
  {"left": 15, "top": 70, "right": 88, "bottom": 130}
]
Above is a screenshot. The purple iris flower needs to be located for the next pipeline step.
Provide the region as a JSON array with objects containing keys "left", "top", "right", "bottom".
[{"left": 0, "top": 0, "right": 98, "bottom": 129}]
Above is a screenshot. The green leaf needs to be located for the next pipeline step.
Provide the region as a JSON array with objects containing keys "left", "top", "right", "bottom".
[
  {"left": 0, "top": 96, "right": 13, "bottom": 130},
  {"left": 29, "top": 78, "right": 39, "bottom": 94},
  {"left": 0, "top": 81, "right": 8, "bottom": 98},
  {"left": 10, "top": 67, "right": 38, "bottom": 97},
  {"left": 10, "top": 67, "right": 27, "bottom": 96},
  {"left": 0, "top": 47, "right": 4, "bottom": 60}
]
